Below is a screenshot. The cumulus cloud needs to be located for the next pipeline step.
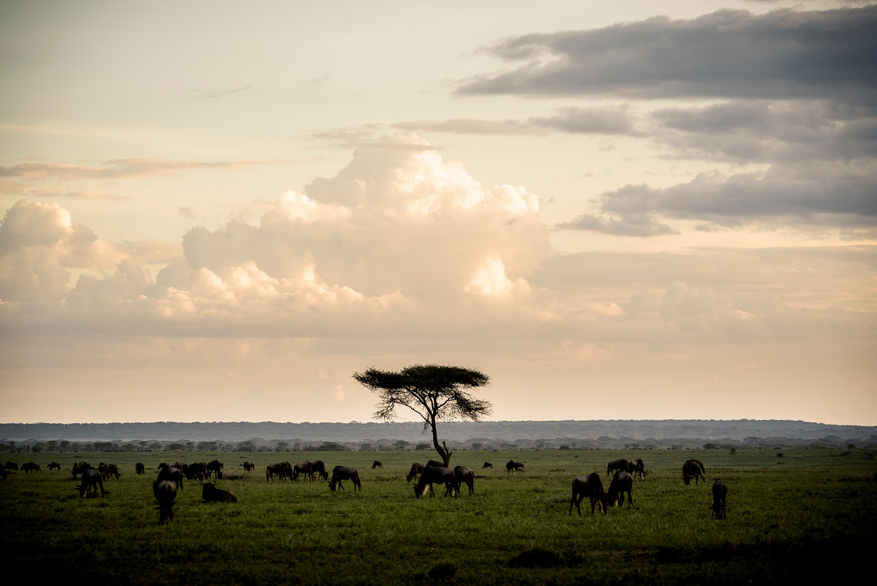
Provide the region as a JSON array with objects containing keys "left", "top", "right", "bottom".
[
  {"left": 459, "top": 5, "right": 877, "bottom": 101},
  {"left": 1, "top": 134, "right": 551, "bottom": 335}
]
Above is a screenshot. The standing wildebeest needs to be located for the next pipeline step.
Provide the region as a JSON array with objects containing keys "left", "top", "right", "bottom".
[
  {"left": 202, "top": 482, "right": 238, "bottom": 503},
  {"left": 630, "top": 458, "right": 645, "bottom": 480},
  {"left": 242, "top": 462, "right": 254, "bottom": 472},
  {"left": 607, "top": 459, "right": 631, "bottom": 476},
  {"left": 21, "top": 462, "right": 41, "bottom": 473},
  {"left": 414, "top": 466, "right": 455, "bottom": 498},
  {"left": 4, "top": 461, "right": 18, "bottom": 471},
  {"left": 135, "top": 463, "right": 145, "bottom": 475},
  {"left": 157, "top": 463, "right": 184, "bottom": 490},
  {"left": 48, "top": 462, "right": 61, "bottom": 470},
  {"left": 406, "top": 462, "right": 424, "bottom": 482},
  {"left": 682, "top": 459, "right": 706, "bottom": 485},
  {"left": 372, "top": 461, "right": 383, "bottom": 469},
  {"left": 453, "top": 466, "right": 475, "bottom": 497},
  {"left": 312, "top": 460, "right": 328, "bottom": 481},
  {"left": 328, "top": 466, "right": 361, "bottom": 491},
  {"left": 99, "top": 463, "right": 120, "bottom": 480},
  {"left": 72, "top": 462, "right": 92, "bottom": 479},
  {"left": 78, "top": 468, "right": 105, "bottom": 498},
  {"left": 482, "top": 462, "right": 492, "bottom": 469},
  {"left": 188, "top": 462, "right": 207, "bottom": 481},
  {"left": 266, "top": 463, "right": 291, "bottom": 482},
  {"left": 569, "top": 473, "right": 606, "bottom": 516},
  {"left": 506, "top": 460, "right": 525, "bottom": 474},
  {"left": 153, "top": 479, "right": 176, "bottom": 525},
  {"left": 711, "top": 479, "right": 728, "bottom": 519},
  {"left": 206, "top": 460, "right": 223, "bottom": 479},
  {"left": 608, "top": 470, "right": 634, "bottom": 509},
  {"left": 294, "top": 461, "right": 315, "bottom": 481}
]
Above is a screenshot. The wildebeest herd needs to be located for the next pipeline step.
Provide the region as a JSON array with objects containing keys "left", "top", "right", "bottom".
[{"left": 2, "top": 455, "right": 729, "bottom": 525}]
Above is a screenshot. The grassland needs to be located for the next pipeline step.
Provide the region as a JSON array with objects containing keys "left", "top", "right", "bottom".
[{"left": 2, "top": 448, "right": 875, "bottom": 585}]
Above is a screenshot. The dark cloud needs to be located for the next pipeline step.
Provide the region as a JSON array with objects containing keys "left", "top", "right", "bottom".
[
  {"left": 558, "top": 162, "right": 877, "bottom": 235},
  {"left": 459, "top": 6, "right": 877, "bottom": 102}
]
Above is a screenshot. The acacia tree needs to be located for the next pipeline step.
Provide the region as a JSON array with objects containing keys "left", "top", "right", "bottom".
[{"left": 353, "top": 364, "right": 491, "bottom": 467}]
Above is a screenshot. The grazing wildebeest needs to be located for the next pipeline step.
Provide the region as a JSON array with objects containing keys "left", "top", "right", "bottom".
[
  {"left": 682, "top": 459, "right": 706, "bottom": 485},
  {"left": 372, "top": 461, "right": 383, "bottom": 469},
  {"left": 21, "top": 462, "right": 41, "bottom": 473},
  {"left": 506, "top": 460, "right": 525, "bottom": 474},
  {"left": 608, "top": 470, "right": 634, "bottom": 509},
  {"left": 242, "top": 462, "right": 254, "bottom": 472},
  {"left": 153, "top": 479, "right": 176, "bottom": 524},
  {"left": 78, "top": 468, "right": 105, "bottom": 498},
  {"left": 202, "top": 482, "right": 238, "bottom": 503},
  {"left": 328, "top": 466, "right": 361, "bottom": 492},
  {"left": 406, "top": 462, "right": 424, "bottom": 482},
  {"left": 414, "top": 465, "right": 455, "bottom": 498},
  {"left": 569, "top": 473, "right": 606, "bottom": 516},
  {"left": 630, "top": 458, "right": 645, "bottom": 480},
  {"left": 135, "top": 463, "right": 145, "bottom": 475},
  {"left": 607, "top": 459, "right": 631, "bottom": 476},
  {"left": 206, "top": 460, "right": 223, "bottom": 479},
  {"left": 4, "top": 461, "right": 18, "bottom": 471},
  {"left": 711, "top": 479, "right": 728, "bottom": 520},
  {"left": 47, "top": 462, "right": 60, "bottom": 470},
  {"left": 157, "top": 463, "right": 184, "bottom": 490},
  {"left": 453, "top": 466, "right": 475, "bottom": 497},
  {"left": 482, "top": 462, "right": 492, "bottom": 469},
  {"left": 312, "top": 460, "right": 328, "bottom": 481}
]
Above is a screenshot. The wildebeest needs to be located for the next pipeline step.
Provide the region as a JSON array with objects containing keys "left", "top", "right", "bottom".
[
  {"left": 482, "top": 462, "right": 492, "bottom": 469},
  {"left": 157, "top": 463, "right": 184, "bottom": 490},
  {"left": 294, "top": 461, "right": 315, "bottom": 481},
  {"left": 372, "top": 461, "right": 383, "bottom": 469},
  {"left": 506, "top": 460, "right": 525, "bottom": 474},
  {"left": 414, "top": 465, "right": 455, "bottom": 498},
  {"left": 453, "top": 466, "right": 475, "bottom": 497},
  {"left": 21, "top": 462, "right": 41, "bottom": 473},
  {"left": 202, "top": 482, "right": 238, "bottom": 503},
  {"left": 406, "top": 462, "right": 424, "bottom": 482},
  {"left": 47, "top": 462, "right": 61, "bottom": 470},
  {"left": 266, "top": 463, "right": 292, "bottom": 482},
  {"left": 682, "top": 459, "right": 706, "bottom": 485},
  {"left": 328, "top": 466, "right": 361, "bottom": 492},
  {"left": 206, "top": 460, "right": 224, "bottom": 479},
  {"left": 4, "top": 461, "right": 18, "bottom": 471},
  {"left": 607, "top": 470, "right": 634, "bottom": 509},
  {"left": 99, "top": 463, "right": 120, "bottom": 480},
  {"left": 569, "top": 473, "right": 606, "bottom": 516},
  {"left": 135, "top": 462, "right": 145, "bottom": 475},
  {"left": 312, "top": 460, "right": 328, "bottom": 481},
  {"left": 630, "top": 458, "right": 645, "bottom": 480},
  {"left": 607, "top": 459, "right": 631, "bottom": 476},
  {"left": 77, "top": 468, "right": 105, "bottom": 498},
  {"left": 188, "top": 462, "right": 207, "bottom": 481},
  {"left": 153, "top": 479, "right": 176, "bottom": 524},
  {"left": 711, "top": 479, "right": 728, "bottom": 519},
  {"left": 242, "top": 462, "right": 254, "bottom": 472},
  {"left": 72, "top": 461, "right": 92, "bottom": 479}
]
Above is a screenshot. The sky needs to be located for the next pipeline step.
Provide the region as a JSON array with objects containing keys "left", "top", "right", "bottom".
[{"left": 1, "top": 0, "right": 875, "bottom": 425}]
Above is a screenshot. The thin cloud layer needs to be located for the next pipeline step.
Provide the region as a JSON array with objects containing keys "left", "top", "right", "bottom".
[{"left": 459, "top": 6, "right": 877, "bottom": 101}]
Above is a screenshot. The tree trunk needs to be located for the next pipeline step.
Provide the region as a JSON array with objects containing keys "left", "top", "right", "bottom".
[{"left": 429, "top": 415, "right": 452, "bottom": 467}]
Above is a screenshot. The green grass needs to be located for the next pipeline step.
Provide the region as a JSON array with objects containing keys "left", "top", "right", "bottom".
[{"left": 1, "top": 449, "right": 875, "bottom": 584}]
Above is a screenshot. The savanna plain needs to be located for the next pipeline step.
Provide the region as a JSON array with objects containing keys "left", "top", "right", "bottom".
[{"left": 2, "top": 448, "right": 875, "bottom": 585}]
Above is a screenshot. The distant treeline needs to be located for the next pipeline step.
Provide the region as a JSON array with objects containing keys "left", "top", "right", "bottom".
[{"left": 1, "top": 419, "right": 876, "bottom": 453}]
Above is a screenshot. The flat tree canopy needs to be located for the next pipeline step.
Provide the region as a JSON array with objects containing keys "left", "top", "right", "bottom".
[{"left": 353, "top": 364, "right": 491, "bottom": 467}]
